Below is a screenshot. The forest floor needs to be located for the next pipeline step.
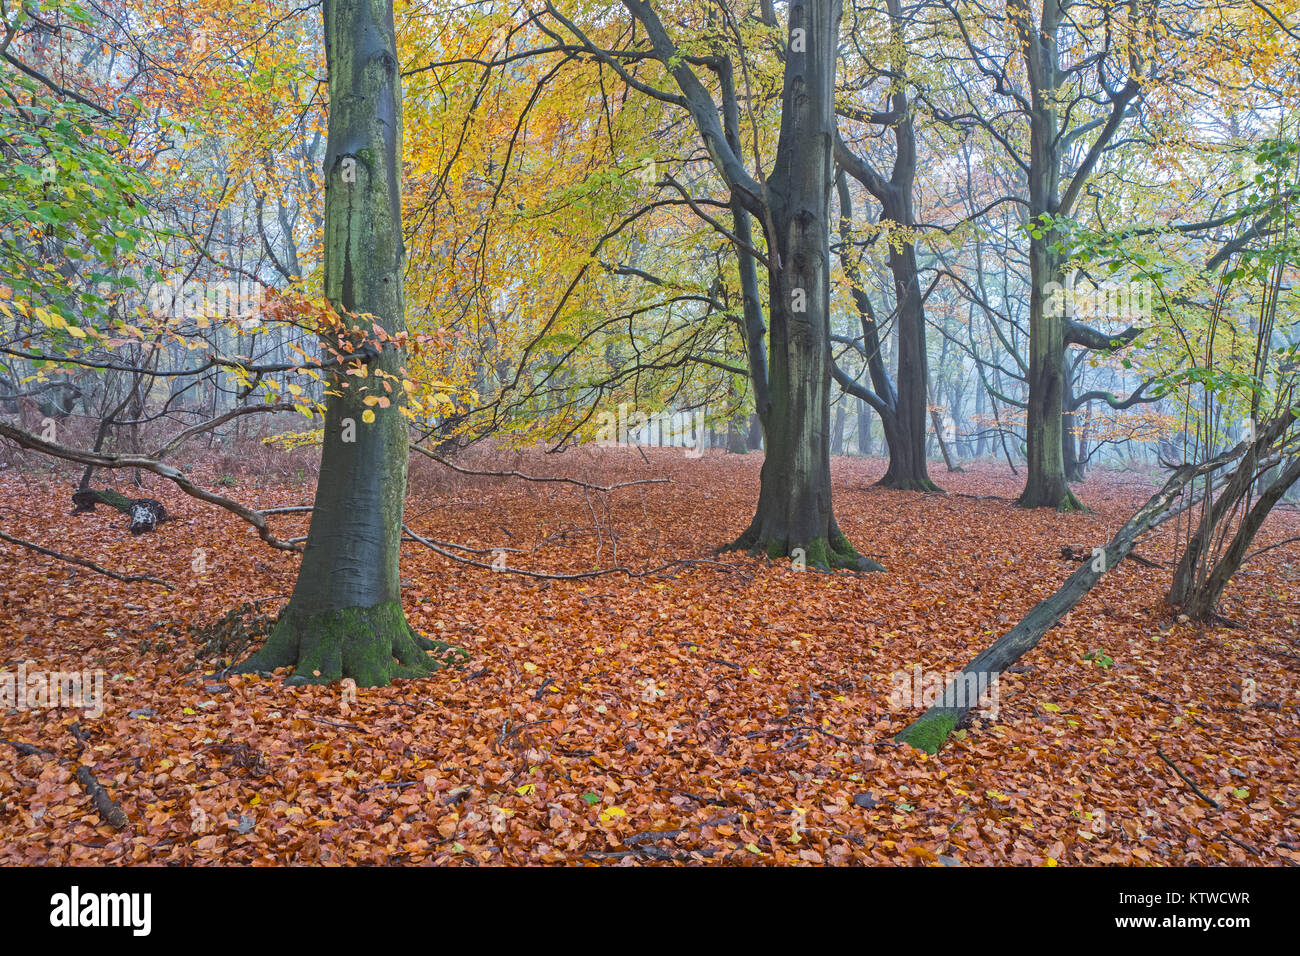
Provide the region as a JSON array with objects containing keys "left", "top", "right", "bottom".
[{"left": 1, "top": 447, "right": 1298, "bottom": 865}]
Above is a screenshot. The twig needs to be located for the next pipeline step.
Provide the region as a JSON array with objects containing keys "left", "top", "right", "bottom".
[
  {"left": 0, "top": 527, "right": 175, "bottom": 589},
  {"left": 1156, "top": 747, "right": 1221, "bottom": 808},
  {"left": 411, "top": 445, "right": 671, "bottom": 492}
]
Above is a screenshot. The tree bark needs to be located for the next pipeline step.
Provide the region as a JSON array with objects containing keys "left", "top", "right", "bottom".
[
  {"left": 832, "top": 0, "right": 936, "bottom": 493},
  {"left": 729, "top": 0, "right": 879, "bottom": 570},
  {"left": 856, "top": 397, "right": 873, "bottom": 456},
  {"left": 897, "top": 442, "right": 1250, "bottom": 752},
  {"left": 236, "top": 0, "right": 442, "bottom": 686},
  {"left": 1183, "top": 457, "right": 1300, "bottom": 618}
]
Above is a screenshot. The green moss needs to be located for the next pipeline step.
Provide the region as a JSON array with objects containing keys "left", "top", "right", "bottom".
[
  {"left": 895, "top": 710, "right": 961, "bottom": 754},
  {"left": 830, "top": 533, "right": 858, "bottom": 559},
  {"left": 93, "top": 489, "right": 133, "bottom": 514},
  {"left": 1058, "top": 490, "right": 1088, "bottom": 513},
  {"left": 803, "top": 537, "right": 830, "bottom": 569},
  {"left": 234, "top": 601, "right": 464, "bottom": 687}
]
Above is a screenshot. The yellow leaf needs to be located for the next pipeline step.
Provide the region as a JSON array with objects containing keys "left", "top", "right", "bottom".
[
  {"left": 599, "top": 806, "right": 626, "bottom": 823},
  {"left": 361, "top": 409, "right": 376, "bottom": 424}
]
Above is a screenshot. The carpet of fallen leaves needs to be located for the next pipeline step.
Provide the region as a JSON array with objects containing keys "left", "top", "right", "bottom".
[{"left": 1, "top": 447, "right": 1298, "bottom": 865}]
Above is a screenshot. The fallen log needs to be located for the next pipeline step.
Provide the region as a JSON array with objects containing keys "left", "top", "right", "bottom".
[
  {"left": 896, "top": 443, "right": 1250, "bottom": 754},
  {"left": 71, "top": 489, "right": 167, "bottom": 534}
]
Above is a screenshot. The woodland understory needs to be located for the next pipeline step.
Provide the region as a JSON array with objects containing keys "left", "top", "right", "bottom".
[{"left": 2, "top": 448, "right": 1297, "bottom": 866}]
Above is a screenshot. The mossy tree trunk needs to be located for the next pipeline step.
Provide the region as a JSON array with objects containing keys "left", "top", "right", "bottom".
[
  {"left": 236, "top": 0, "right": 439, "bottom": 686},
  {"left": 729, "top": 0, "right": 880, "bottom": 571},
  {"left": 620, "top": 1, "right": 878, "bottom": 571}
]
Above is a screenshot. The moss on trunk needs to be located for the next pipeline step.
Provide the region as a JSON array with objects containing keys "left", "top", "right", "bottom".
[
  {"left": 894, "top": 709, "right": 960, "bottom": 754},
  {"left": 236, "top": 601, "right": 464, "bottom": 687}
]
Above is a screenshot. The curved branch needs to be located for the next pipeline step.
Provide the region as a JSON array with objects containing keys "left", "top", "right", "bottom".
[{"left": 0, "top": 422, "right": 301, "bottom": 552}]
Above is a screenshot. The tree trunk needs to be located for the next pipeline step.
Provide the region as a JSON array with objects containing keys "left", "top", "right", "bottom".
[
  {"left": 1183, "top": 458, "right": 1300, "bottom": 619},
  {"left": 1169, "top": 410, "right": 1300, "bottom": 615},
  {"left": 879, "top": 234, "right": 937, "bottom": 490},
  {"left": 730, "top": 0, "right": 879, "bottom": 571},
  {"left": 929, "top": 393, "right": 962, "bottom": 474},
  {"left": 898, "top": 444, "right": 1246, "bottom": 752},
  {"left": 1012, "top": 0, "right": 1080, "bottom": 511},
  {"left": 856, "top": 398, "right": 872, "bottom": 456},
  {"left": 1018, "top": 215, "right": 1078, "bottom": 507},
  {"left": 236, "top": 0, "right": 443, "bottom": 686},
  {"left": 1063, "top": 375, "right": 1088, "bottom": 481}
]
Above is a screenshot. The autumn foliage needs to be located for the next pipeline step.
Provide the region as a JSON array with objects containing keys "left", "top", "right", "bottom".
[{"left": 2, "top": 449, "right": 1297, "bottom": 865}]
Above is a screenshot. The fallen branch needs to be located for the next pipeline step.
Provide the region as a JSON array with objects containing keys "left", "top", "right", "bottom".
[
  {"left": 2, "top": 738, "right": 130, "bottom": 829},
  {"left": 583, "top": 812, "right": 739, "bottom": 861},
  {"left": 0, "top": 737, "right": 52, "bottom": 758},
  {"left": 0, "top": 421, "right": 301, "bottom": 552},
  {"left": 76, "top": 765, "right": 130, "bottom": 829},
  {"left": 402, "top": 523, "right": 748, "bottom": 581},
  {"left": 0, "top": 526, "right": 175, "bottom": 589},
  {"left": 895, "top": 441, "right": 1252, "bottom": 753},
  {"left": 1155, "top": 747, "right": 1221, "bottom": 808},
  {"left": 411, "top": 444, "right": 671, "bottom": 492}
]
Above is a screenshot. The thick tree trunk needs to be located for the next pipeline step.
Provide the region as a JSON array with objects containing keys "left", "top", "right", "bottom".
[
  {"left": 831, "top": 173, "right": 936, "bottom": 491},
  {"left": 237, "top": 0, "right": 444, "bottom": 686},
  {"left": 856, "top": 398, "right": 872, "bottom": 456},
  {"left": 1013, "top": 0, "right": 1080, "bottom": 511},
  {"left": 833, "top": 0, "right": 936, "bottom": 495},
  {"left": 879, "top": 237, "right": 937, "bottom": 490},
  {"left": 729, "top": 0, "right": 879, "bottom": 571},
  {"left": 1018, "top": 228, "right": 1078, "bottom": 507}
]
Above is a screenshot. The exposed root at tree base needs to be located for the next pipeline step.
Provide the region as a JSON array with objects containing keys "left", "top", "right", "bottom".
[
  {"left": 722, "top": 528, "right": 885, "bottom": 573},
  {"left": 233, "top": 601, "right": 465, "bottom": 687},
  {"left": 876, "top": 476, "right": 946, "bottom": 493},
  {"left": 1017, "top": 488, "right": 1088, "bottom": 513}
]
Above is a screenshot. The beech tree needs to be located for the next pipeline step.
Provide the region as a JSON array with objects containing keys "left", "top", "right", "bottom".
[
  {"left": 236, "top": 0, "right": 451, "bottom": 685},
  {"left": 587, "top": 0, "right": 883, "bottom": 569},
  {"left": 831, "top": 0, "right": 937, "bottom": 492}
]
